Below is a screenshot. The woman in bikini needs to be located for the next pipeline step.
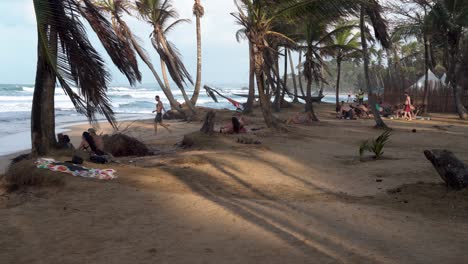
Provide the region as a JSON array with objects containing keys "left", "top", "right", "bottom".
[{"left": 403, "top": 92, "right": 413, "bottom": 121}]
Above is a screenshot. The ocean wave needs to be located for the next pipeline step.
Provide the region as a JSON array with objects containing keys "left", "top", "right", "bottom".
[{"left": 118, "top": 101, "right": 154, "bottom": 109}]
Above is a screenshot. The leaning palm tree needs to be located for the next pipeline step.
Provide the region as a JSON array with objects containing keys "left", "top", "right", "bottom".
[
  {"left": 32, "top": 0, "right": 141, "bottom": 155},
  {"left": 359, "top": 0, "right": 391, "bottom": 129},
  {"left": 93, "top": 0, "right": 183, "bottom": 112},
  {"left": 190, "top": 0, "right": 204, "bottom": 105},
  {"left": 135, "top": 0, "right": 196, "bottom": 113}
]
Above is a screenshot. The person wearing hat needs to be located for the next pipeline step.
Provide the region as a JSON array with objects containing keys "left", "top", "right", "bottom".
[{"left": 88, "top": 128, "right": 105, "bottom": 152}]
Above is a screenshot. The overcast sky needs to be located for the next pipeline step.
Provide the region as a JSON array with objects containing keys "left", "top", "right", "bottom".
[{"left": 0, "top": 0, "right": 250, "bottom": 86}]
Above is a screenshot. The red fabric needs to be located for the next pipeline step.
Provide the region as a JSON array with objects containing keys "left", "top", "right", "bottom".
[
  {"left": 227, "top": 98, "right": 241, "bottom": 108},
  {"left": 404, "top": 105, "right": 411, "bottom": 112}
]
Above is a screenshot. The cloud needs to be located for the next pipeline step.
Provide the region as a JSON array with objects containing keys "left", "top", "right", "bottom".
[{"left": 0, "top": 0, "right": 250, "bottom": 86}]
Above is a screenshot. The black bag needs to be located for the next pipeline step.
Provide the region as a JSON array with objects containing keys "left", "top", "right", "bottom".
[
  {"left": 90, "top": 155, "right": 108, "bottom": 164},
  {"left": 70, "top": 155, "right": 83, "bottom": 165}
]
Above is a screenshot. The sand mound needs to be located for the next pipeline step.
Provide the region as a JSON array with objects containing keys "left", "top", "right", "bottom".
[
  {"left": 2, "top": 159, "right": 65, "bottom": 191},
  {"left": 103, "top": 134, "right": 151, "bottom": 157}
]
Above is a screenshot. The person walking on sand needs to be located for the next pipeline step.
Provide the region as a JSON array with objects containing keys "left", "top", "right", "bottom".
[
  {"left": 403, "top": 92, "right": 413, "bottom": 121},
  {"left": 152, "top": 95, "right": 171, "bottom": 135}
]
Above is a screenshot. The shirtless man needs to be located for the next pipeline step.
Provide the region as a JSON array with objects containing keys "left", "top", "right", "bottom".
[{"left": 152, "top": 95, "right": 171, "bottom": 135}]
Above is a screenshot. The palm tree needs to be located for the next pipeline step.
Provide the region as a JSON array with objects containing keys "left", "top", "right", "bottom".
[
  {"left": 135, "top": 0, "right": 196, "bottom": 113},
  {"left": 429, "top": 0, "right": 468, "bottom": 119},
  {"left": 322, "top": 24, "right": 361, "bottom": 107},
  {"left": 93, "top": 0, "right": 183, "bottom": 113},
  {"left": 359, "top": 0, "right": 391, "bottom": 129},
  {"left": 32, "top": 0, "right": 141, "bottom": 155},
  {"left": 391, "top": 0, "right": 433, "bottom": 114},
  {"left": 190, "top": 0, "right": 204, "bottom": 105},
  {"left": 231, "top": 0, "right": 294, "bottom": 128}
]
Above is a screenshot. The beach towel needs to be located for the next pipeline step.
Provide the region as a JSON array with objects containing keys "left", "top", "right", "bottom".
[{"left": 35, "top": 158, "right": 117, "bottom": 180}]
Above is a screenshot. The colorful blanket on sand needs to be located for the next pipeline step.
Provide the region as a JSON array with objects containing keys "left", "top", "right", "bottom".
[{"left": 35, "top": 158, "right": 117, "bottom": 180}]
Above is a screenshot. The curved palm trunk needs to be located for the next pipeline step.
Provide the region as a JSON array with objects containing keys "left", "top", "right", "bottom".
[
  {"left": 336, "top": 57, "right": 342, "bottom": 107},
  {"left": 130, "top": 37, "right": 180, "bottom": 111},
  {"left": 32, "top": 25, "right": 57, "bottom": 156},
  {"left": 288, "top": 49, "right": 298, "bottom": 102},
  {"left": 156, "top": 31, "right": 196, "bottom": 113},
  {"left": 298, "top": 50, "right": 305, "bottom": 97},
  {"left": 360, "top": 7, "right": 388, "bottom": 129},
  {"left": 190, "top": 3, "right": 202, "bottom": 105},
  {"left": 160, "top": 59, "right": 196, "bottom": 113},
  {"left": 305, "top": 74, "right": 319, "bottom": 121},
  {"left": 244, "top": 42, "right": 255, "bottom": 113},
  {"left": 253, "top": 44, "right": 278, "bottom": 128}
]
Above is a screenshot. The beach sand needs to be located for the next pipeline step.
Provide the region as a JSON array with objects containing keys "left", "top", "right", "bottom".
[{"left": 1, "top": 104, "right": 468, "bottom": 264}]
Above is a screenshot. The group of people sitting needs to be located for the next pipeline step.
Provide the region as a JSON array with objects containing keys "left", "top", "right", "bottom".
[{"left": 57, "top": 128, "right": 111, "bottom": 164}]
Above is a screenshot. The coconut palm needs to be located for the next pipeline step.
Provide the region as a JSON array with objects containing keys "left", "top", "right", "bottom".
[
  {"left": 190, "top": 0, "right": 204, "bottom": 105},
  {"left": 391, "top": 1, "right": 433, "bottom": 114},
  {"left": 32, "top": 0, "right": 141, "bottom": 155},
  {"left": 322, "top": 24, "right": 361, "bottom": 107},
  {"left": 429, "top": 0, "right": 468, "bottom": 119},
  {"left": 359, "top": 0, "right": 391, "bottom": 129},
  {"left": 135, "top": 0, "right": 196, "bottom": 113},
  {"left": 93, "top": 0, "right": 184, "bottom": 112},
  {"left": 231, "top": 0, "right": 296, "bottom": 128}
]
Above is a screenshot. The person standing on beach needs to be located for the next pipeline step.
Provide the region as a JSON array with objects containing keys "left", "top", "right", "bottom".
[
  {"left": 357, "top": 89, "right": 365, "bottom": 105},
  {"left": 403, "top": 92, "right": 413, "bottom": 121},
  {"left": 152, "top": 95, "right": 171, "bottom": 135}
]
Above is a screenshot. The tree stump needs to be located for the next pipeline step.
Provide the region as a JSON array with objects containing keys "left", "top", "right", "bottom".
[
  {"left": 424, "top": 149, "right": 468, "bottom": 190},
  {"left": 200, "top": 111, "right": 216, "bottom": 134}
]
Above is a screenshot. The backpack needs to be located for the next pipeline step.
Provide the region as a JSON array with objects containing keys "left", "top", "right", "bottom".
[{"left": 90, "top": 155, "right": 108, "bottom": 164}]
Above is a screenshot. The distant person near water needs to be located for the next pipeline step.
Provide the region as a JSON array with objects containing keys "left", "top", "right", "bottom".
[
  {"left": 403, "top": 92, "right": 413, "bottom": 121},
  {"left": 152, "top": 95, "right": 171, "bottom": 135},
  {"left": 357, "top": 89, "right": 365, "bottom": 105}
]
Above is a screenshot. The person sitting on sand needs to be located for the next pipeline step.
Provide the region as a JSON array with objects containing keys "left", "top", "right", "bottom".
[
  {"left": 78, "top": 132, "right": 105, "bottom": 156},
  {"left": 338, "top": 101, "right": 355, "bottom": 120},
  {"left": 286, "top": 111, "right": 315, "bottom": 125},
  {"left": 57, "top": 133, "right": 74, "bottom": 149},
  {"left": 220, "top": 112, "right": 248, "bottom": 134},
  {"left": 88, "top": 128, "right": 104, "bottom": 152}
]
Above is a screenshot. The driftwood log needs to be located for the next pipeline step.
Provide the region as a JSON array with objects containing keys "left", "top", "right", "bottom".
[
  {"left": 424, "top": 149, "right": 468, "bottom": 190},
  {"left": 200, "top": 111, "right": 216, "bottom": 134}
]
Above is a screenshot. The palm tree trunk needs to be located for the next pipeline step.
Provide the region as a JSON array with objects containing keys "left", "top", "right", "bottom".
[
  {"left": 336, "top": 57, "right": 342, "bottom": 107},
  {"left": 288, "top": 49, "right": 298, "bottom": 102},
  {"left": 190, "top": 3, "right": 202, "bottom": 105},
  {"left": 298, "top": 50, "right": 305, "bottom": 97},
  {"left": 448, "top": 35, "right": 468, "bottom": 119},
  {"left": 156, "top": 31, "right": 196, "bottom": 113},
  {"left": 423, "top": 35, "right": 430, "bottom": 114},
  {"left": 360, "top": 7, "right": 388, "bottom": 129},
  {"left": 160, "top": 59, "right": 196, "bottom": 113},
  {"left": 253, "top": 44, "right": 278, "bottom": 128},
  {"left": 273, "top": 49, "right": 282, "bottom": 112},
  {"left": 32, "top": 24, "right": 57, "bottom": 156},
  {"left": 130, "top": 37, "right": 181, "bottom": 111},
  {"left": 305, "top": 73, "right": 319, "bottom": 121},
  {"left": 244, "top": 42, "right": 255, "bottom": 113}
]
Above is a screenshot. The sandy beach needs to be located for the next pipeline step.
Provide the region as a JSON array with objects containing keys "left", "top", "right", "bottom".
[{"left": 1, "top": 103, "right": 468, "bottom": 264}]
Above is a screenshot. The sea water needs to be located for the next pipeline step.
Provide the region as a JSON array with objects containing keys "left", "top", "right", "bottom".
[{"left": 0, "top": 83, "right": 339, "bottom": 156}]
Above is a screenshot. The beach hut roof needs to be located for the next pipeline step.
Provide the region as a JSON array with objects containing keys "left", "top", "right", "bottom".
[{"left": 410, "top": 70, "right": 442, "bottom": 90}]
